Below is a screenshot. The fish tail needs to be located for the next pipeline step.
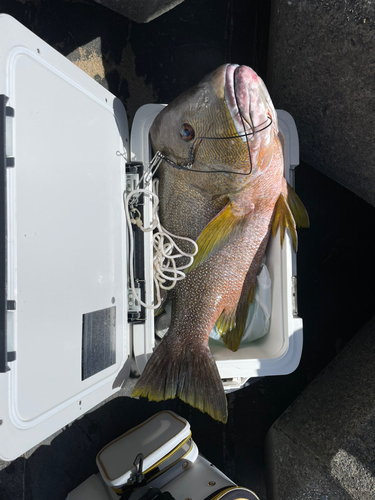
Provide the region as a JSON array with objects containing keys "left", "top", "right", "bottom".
[{"left": 132, "top": 339, "right": 228, "bottom": 423}]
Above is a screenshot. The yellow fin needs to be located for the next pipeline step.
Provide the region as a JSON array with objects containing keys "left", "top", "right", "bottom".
[
  {"left": 248, "top": 282, "right": 256, "bottom": 304},
  {"left": 287, "top": 184, "right": 310, "bottom": 229},
  {"left": 216, "top": 283, "right": 256, "bottom": 352},
  {"left": 187, "top": 202, "right": 253, "bottom": 274},
  {"left": 271, "top": 193, "right": 298, "bottom": 251},
  {"left": 132, "top": 340, "right": 228, "bottom": 423},
  {"left": 215, "top": 311, "right": 236, "bottom": 341}
]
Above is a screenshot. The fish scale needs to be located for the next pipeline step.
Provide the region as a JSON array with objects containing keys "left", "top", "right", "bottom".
[{"left": 132, "top": 64, "right": 309, "bottom": 423}]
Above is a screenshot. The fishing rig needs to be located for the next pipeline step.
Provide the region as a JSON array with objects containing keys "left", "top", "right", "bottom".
[{"left": 157, "top": 115, "right": 273, "bottom": 176}]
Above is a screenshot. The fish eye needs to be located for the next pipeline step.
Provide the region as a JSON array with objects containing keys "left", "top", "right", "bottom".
[{"left": 180, "top": 123, "right": 195, "bottom": 141}]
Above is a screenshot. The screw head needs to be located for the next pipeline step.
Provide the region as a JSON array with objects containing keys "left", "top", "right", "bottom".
[
  {"left": 182, "top": 461, "right": 189, "bottom": 470},
  {"left": 208, "top": 481, "right": 216, "bottom": 487}
]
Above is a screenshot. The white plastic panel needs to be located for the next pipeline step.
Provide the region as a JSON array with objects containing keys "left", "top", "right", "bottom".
[
  {"left": 0, "top": 14, "right": 130, "bottom": 460},
  {"left": 12, "top": 52, "right": 126, "bottom": 421}
]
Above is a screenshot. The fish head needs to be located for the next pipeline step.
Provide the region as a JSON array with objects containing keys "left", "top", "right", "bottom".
[{"left": 150, "top": 64, "right": 279, "bottom": 199}]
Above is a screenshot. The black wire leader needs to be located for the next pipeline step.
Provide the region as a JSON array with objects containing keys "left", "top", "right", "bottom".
[
  {"left": 160, "top": 115, "right": 272, "bottom": 176},
  {"left": 160, "top": 73, "right": 273, "bottom": 176}
]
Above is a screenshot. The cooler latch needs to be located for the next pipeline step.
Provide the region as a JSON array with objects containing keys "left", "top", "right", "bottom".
[{"left": 292, "top": 276, "right": 298, "bottom": 317}]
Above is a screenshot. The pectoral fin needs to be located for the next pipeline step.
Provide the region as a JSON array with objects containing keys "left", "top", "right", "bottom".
[{"left": 187, "top": 201, "right": 254, "bottom": 274}]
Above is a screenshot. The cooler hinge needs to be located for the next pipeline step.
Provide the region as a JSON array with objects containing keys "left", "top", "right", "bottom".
[
  {"left": 4, "top": 101, "right": 15, "bottom": 168},
  {"left": 1, "top": 95, "right": 16, "bottom": 373},
  {"left": 126, "top": 162, "right": 146, "bottom": 324}
]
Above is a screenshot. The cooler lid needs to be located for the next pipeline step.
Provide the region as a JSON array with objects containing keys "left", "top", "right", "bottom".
[
  {"left": 0, "top": 14, "right": 130, "bottom": 461},
  {"left": 96, "top": 411, "right": 191, "bottom": 487}
]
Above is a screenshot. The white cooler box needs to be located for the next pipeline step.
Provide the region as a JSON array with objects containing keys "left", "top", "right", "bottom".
[{"left": 0, "top": 14, "right": 303, "bottom": 462}]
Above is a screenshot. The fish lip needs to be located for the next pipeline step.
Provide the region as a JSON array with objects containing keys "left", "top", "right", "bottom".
[{"left": 224, "top": 64, "right": 272, "bottom": 142}]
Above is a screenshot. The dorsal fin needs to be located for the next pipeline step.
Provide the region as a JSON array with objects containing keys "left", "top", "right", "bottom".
[
  {"left": 271, "top": 183, "right": 309, "bottom": 252},
  {"left": 287, "top": 183, "right": 310, "bottom": 229},
  {"left": 271, "top": 194, "right": 297, "bottom": 251}
]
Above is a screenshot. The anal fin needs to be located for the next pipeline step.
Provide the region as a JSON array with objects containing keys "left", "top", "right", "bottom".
[
  {"left": 216, "top": 282, "right": 256, "bottom": 353},
  {"left": 215, "top": 230, "right": 270, "bottom": 352}
]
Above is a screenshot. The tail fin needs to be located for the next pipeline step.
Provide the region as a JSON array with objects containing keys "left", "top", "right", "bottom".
[{"left": 132, "top": 338, "right": 228, "bottom": 423}]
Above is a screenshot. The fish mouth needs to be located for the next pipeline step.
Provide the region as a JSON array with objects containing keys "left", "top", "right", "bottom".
[{"left": 223, "top": 64, "right": 277, "bottom": 142}]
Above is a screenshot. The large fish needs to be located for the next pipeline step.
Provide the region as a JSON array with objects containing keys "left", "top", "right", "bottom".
[{"left": 132, "top": 64, "right": 308, "bottom": 423}]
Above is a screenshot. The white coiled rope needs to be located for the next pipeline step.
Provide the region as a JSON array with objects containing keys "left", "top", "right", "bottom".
[{"left": 125, "top": 178, "right": 198, "bottom": 310}]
